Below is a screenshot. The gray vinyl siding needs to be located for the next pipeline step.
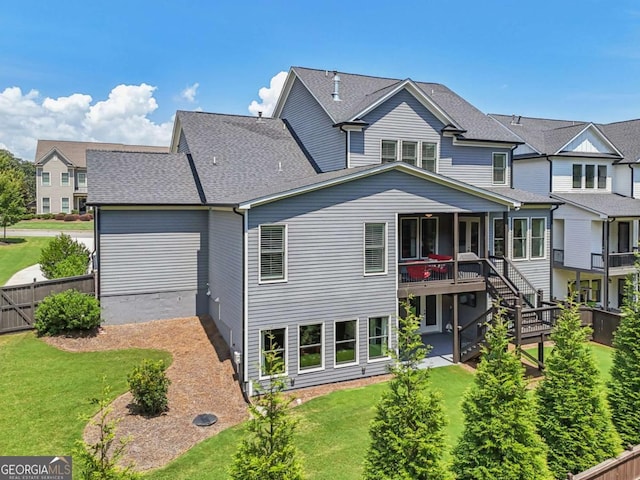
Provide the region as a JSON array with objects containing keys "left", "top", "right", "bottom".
[
  {"left": 489, "top": 209, "right": 552, "bottom": 300},
  {"left": 512, "top": 158, "right": 550, "bottom": 195},
  {"left": 439, "top": 138, "right": 511, "bottom": 188},
  {"left": 209, "top": 209, "right": 244, "bottom": 358},
  {"left": 350, "top": 90, "right": 442, "bottom": 168},
  {"left": 279, "top": 78, "right": 345, "bottom": 172},
  {"left": 99, "top": 209, "right": 209, "bottom": 322},
  {"left": 246, "top": 170, "right": 508, "bottom": 389}
]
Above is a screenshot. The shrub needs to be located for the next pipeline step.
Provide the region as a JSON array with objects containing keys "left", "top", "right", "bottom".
[
  {"left": 39, "top": 233, "right": 90, "bottom": 279},
  {"left": 54, "top": 213, "right": 65, "bottom": 220},
  {"left": 71, "top": 209, "right": 79, "bottom": 215},
  {"left": 127, "top": 360, "right": 171, "bottom": 416},
  {"left": 79, "top": 214, "right": 92, "bottom": 221},
  {"left": 88, "top": 213, "right": 94, "bottom": 220},
  {"left": 34, "top": 289, "right": 101, "bottom": 336},
  {"left": 63, "top": 214, "right": 79, "bottom": 221},
  {"left": 21, "top": 213, "right": 35, "bottom": 220},
  {"left": 38, "top": 213, "right": 54, "bottom": 220}
]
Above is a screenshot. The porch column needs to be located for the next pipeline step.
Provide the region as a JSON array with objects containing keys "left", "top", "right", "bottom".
[
  {"left": 503, "top": 211, "right": 509, "bottom": 258},
  {"left": 453, "top": 212, "right": 459, "bottom": 283},
  {"left": 484, "top": 213, "right": 490, "bottom": 259},
  {"left": 452, "top": 293, "right": 460, "bottom": 363},
  {"left": 604, "top": 220, "right": 610, "bottom": 310},
  {"left": 575, "top": 271, "right": 581, "bottom": 302}
]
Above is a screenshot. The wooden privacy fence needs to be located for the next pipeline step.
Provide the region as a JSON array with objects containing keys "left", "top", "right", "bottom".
[
  {"left": 568, "top": 444, "right": 640, "bottom": 480},
  {"left": 591, "top": 309, "right": 623, "bottom": 346},
  {"left": 0, "top": 273, "right": 96, "bottom": 334}
]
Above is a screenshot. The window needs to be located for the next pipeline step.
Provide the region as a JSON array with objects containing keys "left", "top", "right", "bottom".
[
  {"left": 78, "top": 172, "right": 87, "bottom": 187},
  {"left": 400, "top": 218, "right": 418, "bottom": 259},
  {"left": 41, "top": 172, "right": 50, "bottom": 186},
  {"left": 381, "top": 140, "right": 397, "bottom": 163},
  {"left": 530, "top": 218, "right": 546, "bottom": 259},
  {"left": 260, "top": 328, "right": 286, "bottom": 376},
  {"left": 61, "top": 198, "right": 70, "bottom": 214},
  {"left": 493, "top": 218, "right": 505, "bottom": 256},
  {"left": 61, "top": 172, "right": 70, "bottom": 186},
  {"left": 368, "top": 317, "right": 389, "bottom": 360},
  {"left": 259, "top": 225, "right": 286, "bottom": 282},
  {"left": 299, "top": 324, "right": 323, "bottom": 371},
  {"left": 365, "top": 223, "right": 386, "bottom": 274},
  {"left": 591, "top": 279, "right": 601, "bottom": 303},
  {"left": 492, "top": 153, "right": 507, "bottom": 184},
  {"left": 401, "top": 141, "right": 418, "bottom": 166},
  {"left": 422, "top": 142, "right": 437, "bottom": 172},
  {"left": 421, "top": 217, "right": 438, "bottom": 257},
  {"left": 42, "top": 197, "right": 50, "bottom": 214},
  {"left": 597, "top": 165, "right": 607, "bottom": 189},
  {"left": 335, "top": 320, "right": 357, "bottom": 365},
  {"left": 572, "top": 164, "right": 583, "bottom": 188},
  {"left": 512, "top": 218, "right": 527, "bottom": 259},
  {"left": 585, "top": 164, "right": 595, "bottom": 188}
]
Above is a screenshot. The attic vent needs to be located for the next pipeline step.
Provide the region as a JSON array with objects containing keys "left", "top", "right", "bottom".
[
  {"left": 332, "top": 72, "right": 341, "bottom": 102},
  {"left": 510, "top": 114, "right": 522, "bottom": 126},
  {"left": 257, "top": 111, "right": 263, "bottom": 123}
]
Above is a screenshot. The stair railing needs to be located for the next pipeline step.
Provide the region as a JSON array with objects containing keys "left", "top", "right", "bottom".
[{"left": 488, "top": 256, "right": 539, "bottom": 308}]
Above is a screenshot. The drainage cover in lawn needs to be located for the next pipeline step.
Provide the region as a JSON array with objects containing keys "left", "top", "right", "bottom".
[{"left": 193, "top": 413, "right": 218, "bottom": 427}]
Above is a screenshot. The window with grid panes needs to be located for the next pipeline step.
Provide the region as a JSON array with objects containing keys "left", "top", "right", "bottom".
[
  {"left": 381, "top": 140, "right": 397, "bottom": 163},
  {"left": 531, "top": 218, "right": 545, "bottom": 258},
  {"left": 401, "top": 141, "right": 418, "bottom": 166},
  {"left": 422, "top": 142, "right": 437, "bottom": 172}
]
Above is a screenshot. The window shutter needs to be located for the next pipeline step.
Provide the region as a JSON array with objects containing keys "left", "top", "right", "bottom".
[
  {"left": 365, "top": 223, "right": 385, "bottom": 273},
  {"left": 260, "top": 225, "right": 285, "bottom": 280}
]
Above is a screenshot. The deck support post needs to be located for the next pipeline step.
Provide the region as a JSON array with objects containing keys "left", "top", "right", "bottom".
[
  {"left": 538, "top": 340, "right": 545, "bottom": 371},
  {"left": 604, "top": 220, "right": 610, "bottom": 311},
  {"left": 453, "top": 293, "right": 460, "bottom": 363},
  {"left": 514, "top": 293, "right": 523, "bottom": 348}
]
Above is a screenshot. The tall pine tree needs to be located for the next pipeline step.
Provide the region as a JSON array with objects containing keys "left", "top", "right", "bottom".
[
  {"left": 608, "top": 263, "right": 640, "bottom": 445},
  {"left": 229, "top": 337, "right": 304, "bottom": 480},
  {"left": 362, "top": 299, "right": 449, "bottom": 480},
  {"left": 452, "top": 312, "right": 552, "bottom": 480},
  {"left": 536, "top": 300, "right": 621, "bottom": 478}
]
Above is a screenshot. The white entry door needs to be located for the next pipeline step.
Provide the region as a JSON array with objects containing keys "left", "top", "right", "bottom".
[
  {"left": 410, "top": 295, "right": 442, "bottom": 334},
  {"left": 458, "top": 218, "right": 481, "bottom": 256}
]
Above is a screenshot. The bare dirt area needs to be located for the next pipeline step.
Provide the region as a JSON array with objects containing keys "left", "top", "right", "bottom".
[{"left": 43, "top": 316, "right": 249, "bottom": 471}]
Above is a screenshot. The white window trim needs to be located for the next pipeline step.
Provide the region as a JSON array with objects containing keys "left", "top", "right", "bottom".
[
  {"left": 511, "top": 217, "right": 528, "bottom": 261},
  {"left": 258, "top": 326, "right": 288, "bottom": 380},
  {"left": 60, "top": 197, "right": 70, "bottom": 214},
  {"left": 364, "top": 222, "right": 388, "bottom": 276},
  {"left": 297, "top": 322, "right": 325, "bottom": 374},
  {"left": 42, "top": 197, "right": 50, "bottom": 214},
  {"left": 421, "top": 141, "right": 439, "bottom": 173},
  {"left": 334, "top": 318, "right": 359, "bottom": 368},
  {"left": 77, "top": 172, "right": 87, "bottom": 187},
  {"left": 493, "top": 217, "right": 505, "bottom": 256},
  {"left": 399, "top": 217, "right": 419, "bottom": 261},
  {"left": 380, "top": 139, "right": 398, "bottom": 163},
  {"left": 380, "top": 139, "right": 440, "bottom": 172},
  {"left": 492, "top": 152, "right": 508, "bottom": 185},
  {"left": 530, "top": 217, "right": 547, "bottom": 260},
  {"left": 258, "top": 224, "right": 288, "bottom": 284},
  {"left": 41, "top": 172, "right": 50, "bottom": 186},
  {"left": 367, "top": 316, "right": 391, "bottom": 363},
  {"left": 60, "top": 172, "right": 70, "bottom": 187}
]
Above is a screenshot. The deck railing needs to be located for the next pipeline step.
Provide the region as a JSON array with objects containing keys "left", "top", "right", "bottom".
[{"left": 591, "top": 252, "right": 636, "bottom": 270}]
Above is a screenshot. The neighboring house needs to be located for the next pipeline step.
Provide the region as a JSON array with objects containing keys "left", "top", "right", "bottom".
[
  {"left": 88, "top": 67, "right": 558, "bottom": 394},
  {"left": 491, "top": 115, "right": 640, "bottom": 311},
  {"left": 34, "top": 140, "right": 168, "bottom": 215}
]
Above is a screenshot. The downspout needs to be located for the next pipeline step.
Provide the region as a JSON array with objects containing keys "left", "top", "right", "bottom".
[
  {"left": 604, "top": 217, "right": 615, "bottom": 311},
  {"left": 232, "top": 207, "right": 250, "bottom": 402},
  {"left": 549, "top": 204, "right": 560, "bottom": 301},
  {"left": 629, "top": 164, "right": 635, "bottom": 198},
  {"left": 546, "top": 156, "right": 552, "bottom": 193},
  {"left": 509, "top": 146, "right": 517, "bottom": 188},
  {"left": 93, "top": 206, "right": 100, "bottom": 299},
  {"left": 339, "top": 125, "right": 350, "bottom": 168}
]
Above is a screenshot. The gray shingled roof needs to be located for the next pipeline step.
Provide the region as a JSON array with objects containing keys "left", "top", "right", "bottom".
[
  {"left": 291, "top": 67, "right": 521, "bottom": 143},
  {"left": 176, "top": 111, "right": 318, "bottom": 204},
  {"left": 484, "top": 187, "right": 561, "bottom": 205},
  {"left": 551, "top": 193, "right": 640, "bottom": 217},
  {"left": 599, "top": 119, "right": 640, "bottom": 164},
  {"left": 87, "top": 151, "right": 202, "bottom": 205},
  {"left": 35, "top": 140, "right": 168, "bottom": 167}
]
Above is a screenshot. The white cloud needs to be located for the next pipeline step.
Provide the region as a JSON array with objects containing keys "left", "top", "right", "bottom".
[
  {"left": 248, "top": 71, "right": 287, "bottom": 117},
  {"left": 0, "top": 84, "right": 174, "bottom": 159},
  {"left": 181, "top": 82, "right": 199, "bottom": 103}
]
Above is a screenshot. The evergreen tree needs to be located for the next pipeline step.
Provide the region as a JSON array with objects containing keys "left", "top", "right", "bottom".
[
  {"left": 229, "top": 338, "right": 304, "bottom": 480},
  {"left": 362, "top": 300, "right": 449, "bottom": 480},
  {"left": 452, "top": 312, "right": 552, "bottom": 480},
  {"left": 608, "top": 263, "right": 640, "bottom": 445},
  {"left": 0, "top": 170, "right": 26, "bottom": 239},
  {"left": 536, "top": 299, "right": 621, "bottom": 478}
]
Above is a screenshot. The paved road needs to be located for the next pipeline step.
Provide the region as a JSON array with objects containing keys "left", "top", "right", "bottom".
[
  {"left": 3, "top": 235, "right": 95, "bottom": 287},
  {"left": 5, "top": 229, "right": 94, "bottom": 238}
]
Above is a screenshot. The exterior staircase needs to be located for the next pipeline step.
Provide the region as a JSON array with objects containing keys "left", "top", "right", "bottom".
[{"left": 459, "top": 256, "right": 561, "bottom": 365}]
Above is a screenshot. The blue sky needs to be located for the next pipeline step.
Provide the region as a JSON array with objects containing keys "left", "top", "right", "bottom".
[{"left": 2, "top": 0, "right": 639, "bottom": 158}]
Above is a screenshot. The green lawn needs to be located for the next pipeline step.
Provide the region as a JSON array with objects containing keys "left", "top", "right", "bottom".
[
  {"left": 524, "top": 342, "right": 614, "bottom": 381},
  {"left": 10, "top": 220, "right": 94, "bottom": 231},
  {"left": 146, "top": 365, "right": 473, "bottom": 480},
  {"left": 0, "top": 236, "right": 51, "bottom": 285},
  {"left": 0, "top": 332, "right": 171, "bottom": 478}
]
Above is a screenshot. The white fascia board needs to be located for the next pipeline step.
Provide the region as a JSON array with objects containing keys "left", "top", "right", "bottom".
[
  {"left": 35, "top": 147, "right": 75, "bottom": 167},
  {"left": 239, "top": 163, "right": 520, "bottom": 210},
  {"left": 169, "top": 116, "right": 183, "bottom": 153},
  {"left": 554, "top": 123, "right": 623, "bottom": 157},
  {"left": 351, "top": 80, "right": 458, "bottom": 128},
  {"left": 272, "top": 68, "right": 337, "bottom": 123},
  {"left": 451, "top": 137, "right": 520, "bottom": 149}
]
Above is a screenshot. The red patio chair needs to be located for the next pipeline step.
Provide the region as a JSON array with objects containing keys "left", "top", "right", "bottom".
[{"left": 406, "top": 264, "right": 431, "bottom": 281}]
